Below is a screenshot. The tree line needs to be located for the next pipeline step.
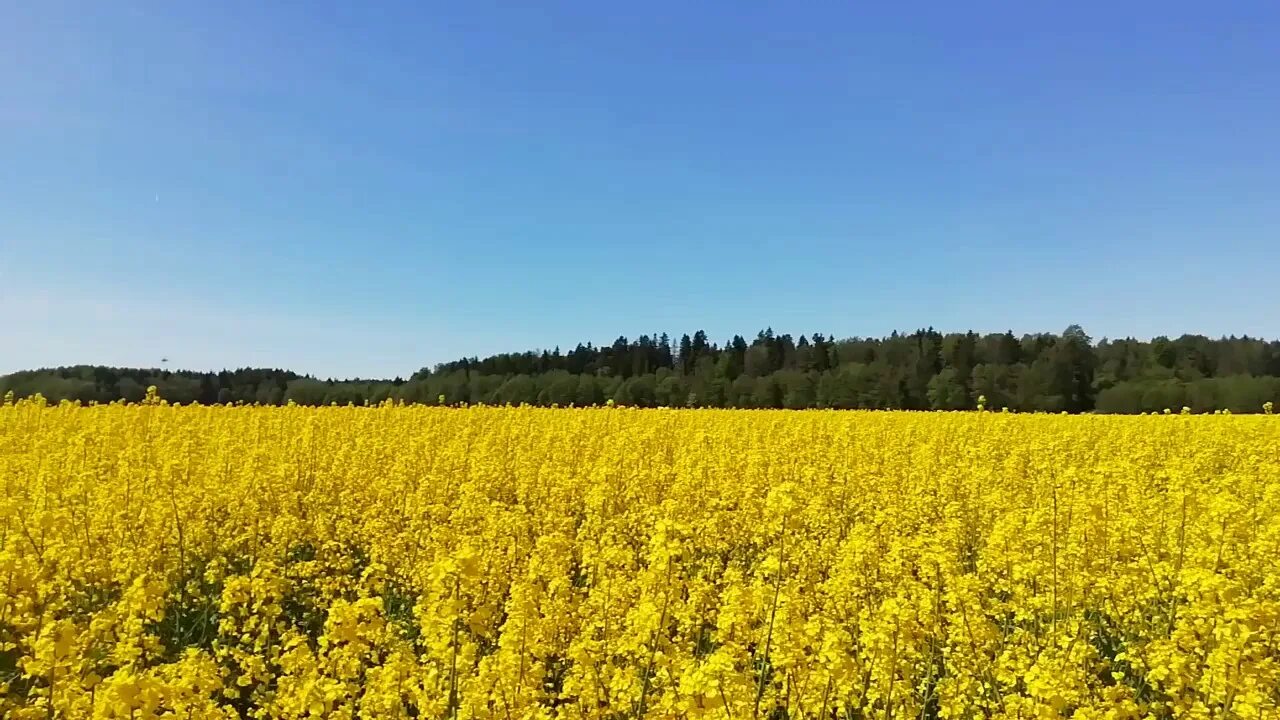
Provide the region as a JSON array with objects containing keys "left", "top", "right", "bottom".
[{"left": 4, "top": 326, "right": 1280, "bottom": 413}]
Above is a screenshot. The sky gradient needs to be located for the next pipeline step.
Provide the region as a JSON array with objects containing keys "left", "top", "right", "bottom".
[{"left": 3, "top": 1, "right": 1278, "bottom": 378}]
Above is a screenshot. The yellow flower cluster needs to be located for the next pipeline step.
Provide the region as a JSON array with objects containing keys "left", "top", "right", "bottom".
[{"left": 2, "top": 398, "right": 1278, "bottom": 718}]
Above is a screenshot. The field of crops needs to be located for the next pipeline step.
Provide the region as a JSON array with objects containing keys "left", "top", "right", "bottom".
[{"left": 2, "top": 397, "right": 1278, "bottom": 719}]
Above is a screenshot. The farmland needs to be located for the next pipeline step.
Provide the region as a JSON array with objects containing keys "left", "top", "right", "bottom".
[{"left": 2, "top": 397, "right": 1278, "bottom": 718}]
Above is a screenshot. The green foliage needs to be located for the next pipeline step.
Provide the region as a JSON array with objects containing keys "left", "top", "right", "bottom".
[
  {"left": 5, "top": 328, "right": 1280, "bottom": 413},
  {"left": 927, "top": 368, "right": 969, "bottom": 410}
]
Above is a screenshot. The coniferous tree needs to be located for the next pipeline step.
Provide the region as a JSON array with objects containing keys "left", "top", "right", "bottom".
[{"left": 7, "top": 325, "right": 1280, "bottom": 412}]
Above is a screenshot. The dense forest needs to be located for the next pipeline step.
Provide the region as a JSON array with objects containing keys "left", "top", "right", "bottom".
[{"left": 5, "top": 326, "right": 1280, "bottom": 413}]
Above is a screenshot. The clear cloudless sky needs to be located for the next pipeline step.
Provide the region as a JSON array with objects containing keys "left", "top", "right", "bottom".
[{"left": 2, "top": 1, "right": 1278, "bottom": 379}]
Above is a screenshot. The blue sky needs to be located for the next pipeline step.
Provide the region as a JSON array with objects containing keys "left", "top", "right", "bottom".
[{"left": 3, "top": 1, "right": 1278, "bottom": 379}]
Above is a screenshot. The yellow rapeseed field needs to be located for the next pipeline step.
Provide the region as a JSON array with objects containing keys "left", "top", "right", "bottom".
[{"left": 2, "top": 393, "right": 1278, "bottom": 719}]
